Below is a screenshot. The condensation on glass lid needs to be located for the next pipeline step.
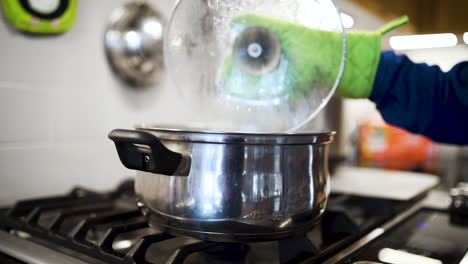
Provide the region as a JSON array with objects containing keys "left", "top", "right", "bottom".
[{"left": 165, "top": 0, "right": 346, "bottom": 132}]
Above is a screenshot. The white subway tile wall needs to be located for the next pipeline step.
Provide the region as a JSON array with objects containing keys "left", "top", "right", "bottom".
[
  {"left": 0, "top": 85, "right": 52, "bottom": 143},
  {"left": 0, "top": 0, "right": 182, "bottom": 204}
]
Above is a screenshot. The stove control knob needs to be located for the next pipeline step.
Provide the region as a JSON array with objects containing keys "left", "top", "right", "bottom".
[{"left": 450, "top": 182, "right": 468, "bottom": 226}]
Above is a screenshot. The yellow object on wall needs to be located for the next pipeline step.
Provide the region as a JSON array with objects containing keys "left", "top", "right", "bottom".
[{"left": 0, "top": 0, "right": 78, "bottom": 34}]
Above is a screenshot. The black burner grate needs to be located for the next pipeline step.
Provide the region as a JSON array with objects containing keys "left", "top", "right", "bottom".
[
  {"left": 0, "top": 181, "right": 249, "bottom": 264},
  {"left": 0, "top": 180, "right": 408, "bottom": 264},
  {"left": 0, "top": 181, "right": 182, "bottom": 264}
]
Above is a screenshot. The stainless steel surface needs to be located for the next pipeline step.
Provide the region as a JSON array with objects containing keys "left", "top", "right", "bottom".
[
  {"left": 111, "top": 128, "right": 334, "bottom": 242},
  {"left": 138, "top": 126, "right": 335, "bottom": 144},
  {"left": 332, "top": 166, "right": 440, "bottom": 201},
  {"left": 321, "top": 201, "right": 425, "bottom": 264},
  {"left": 104, "top": 1, "right": 165, "bottom": 87},
  {"left": 0, "top": 230, "right": 88, "bottom": 264}
]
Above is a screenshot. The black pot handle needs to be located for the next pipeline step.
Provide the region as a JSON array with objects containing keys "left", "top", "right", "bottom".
[{"left": 108, "top": 129, "right": 190, "bottom": 176}]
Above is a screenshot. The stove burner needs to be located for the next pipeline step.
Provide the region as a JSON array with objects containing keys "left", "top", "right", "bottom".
[
  {"left": 184, "top": 243, "right": 249, "bottom": 264},
  {"left": 0, "top": 180, "right": 412, "bottom": 264}
]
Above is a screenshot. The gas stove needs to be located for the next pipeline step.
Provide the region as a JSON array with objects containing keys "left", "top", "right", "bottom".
[{"left": 0, "top": 180, "right": 467, "bottom": 264}]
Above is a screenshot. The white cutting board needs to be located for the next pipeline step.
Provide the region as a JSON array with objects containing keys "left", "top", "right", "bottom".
[{"left": 331, "top": 166, "right": 440, "bottom": 201}]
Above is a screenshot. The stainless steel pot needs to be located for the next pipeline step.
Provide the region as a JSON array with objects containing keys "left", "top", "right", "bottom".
[{"left": 109, "top": 128, "right": 334, "bottom": 242}]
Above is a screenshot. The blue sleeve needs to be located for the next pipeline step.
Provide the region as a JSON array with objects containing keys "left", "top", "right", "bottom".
[{"left": 369, "top": 50, "right": 468, "bottom": 145}]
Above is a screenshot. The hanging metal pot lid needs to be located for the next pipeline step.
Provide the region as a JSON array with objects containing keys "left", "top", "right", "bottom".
[
  {"left": 165, "top": 0, "right": 346, "bottom": 133},
  {"left": 104, "top": 1, "right": 165, "bottom": 88}
]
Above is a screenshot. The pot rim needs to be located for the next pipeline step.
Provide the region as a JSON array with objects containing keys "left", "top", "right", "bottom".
[{"left": 136, "top": 126, "right": 335, "bottom": 145}]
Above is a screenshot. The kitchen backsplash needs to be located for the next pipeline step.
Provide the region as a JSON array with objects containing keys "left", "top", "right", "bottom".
[{"left": 0, "top": 0, "right": 184, "bottom": 204}]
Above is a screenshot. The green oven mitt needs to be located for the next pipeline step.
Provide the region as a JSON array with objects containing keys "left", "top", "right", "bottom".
[
  {"left": 338, "top": 16, "right": 409, "bottom": 98},
  {"left": 219, "top": 14, "right": 344, "bottom": 102},
  {"left": 219, "top": 14, "right": 409, "bottom": 101}
]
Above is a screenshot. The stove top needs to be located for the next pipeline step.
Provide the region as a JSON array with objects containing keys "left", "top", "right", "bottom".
[
  {"left": 0, "top": 180, "right": 466, "bottom": 264},
  {"left": 342, "top": 209, "right": 468, "bottom": 264}
]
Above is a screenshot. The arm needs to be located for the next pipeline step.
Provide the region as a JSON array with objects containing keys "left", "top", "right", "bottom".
[{"left": 370, "top": 51, "right": 468, "bottom": 145}]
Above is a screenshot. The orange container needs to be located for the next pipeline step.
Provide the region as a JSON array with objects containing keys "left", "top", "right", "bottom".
[{"left": 358, "top": 115, "right": 439, "bottom": 172}]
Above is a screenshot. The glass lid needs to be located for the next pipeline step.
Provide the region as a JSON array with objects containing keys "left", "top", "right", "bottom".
[{"left": 165, "top": 0, "right": 346, "bottom": 132}]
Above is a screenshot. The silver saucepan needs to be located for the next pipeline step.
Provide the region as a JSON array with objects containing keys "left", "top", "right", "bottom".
[{"left": 108, "top": 128, "right": 334, "bottom": 242}]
